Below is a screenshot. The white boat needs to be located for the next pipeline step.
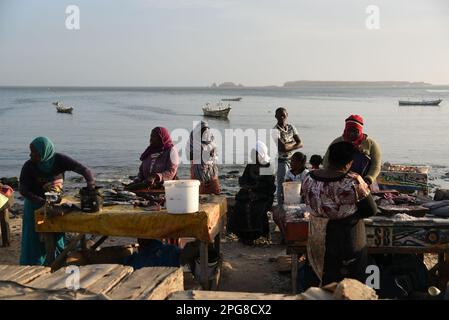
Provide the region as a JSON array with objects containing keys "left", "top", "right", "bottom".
[
  {"left": 398, "top": 99, "right": 442, "bottom": 106},
  {"left": 56, "top": 106, "right": 74, "bottom": 114},
  {"left": 202, "top": 102, "right": 231, "bottom": 119}
]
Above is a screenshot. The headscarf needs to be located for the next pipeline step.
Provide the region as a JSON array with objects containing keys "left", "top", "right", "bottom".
[
  {"left": 255, "top": 141, "right": 270, "bottom": 165},
  {"left": 31, "top": 136, "right": 56, "bottom": 174},
  {"left": 187, "top": 121, "right": 215, "bottom": 162},
  {"left": 140, "top": 127, "right": 174, "bottom": 160},
  {"left": 343, "top": 114, "right": 364, "bottom": 147}
]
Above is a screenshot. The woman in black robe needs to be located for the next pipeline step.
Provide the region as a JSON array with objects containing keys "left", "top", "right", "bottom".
[{"left": 230, "top": 142, "right": 276, "bottom": 245}]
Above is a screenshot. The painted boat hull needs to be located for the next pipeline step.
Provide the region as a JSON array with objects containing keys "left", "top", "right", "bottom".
[{"left": 398, "top": 99, "right": 442, "bottom": 106}]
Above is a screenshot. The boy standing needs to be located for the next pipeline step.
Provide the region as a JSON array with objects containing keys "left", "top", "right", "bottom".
[{"left": 274, "top": 107, "right": 303, "bottom": 205}]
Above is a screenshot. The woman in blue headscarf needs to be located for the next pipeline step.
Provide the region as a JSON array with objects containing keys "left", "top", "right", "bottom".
[{"left": 19, "top": 136, "right": 95, "bottom": 265}]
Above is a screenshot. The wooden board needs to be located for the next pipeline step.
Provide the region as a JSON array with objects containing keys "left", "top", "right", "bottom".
[
  {"left": 108, "top": 267, "right": 183, "bottom": 300},
  {"left": 27, "top": 264, "right": 132, "bottom": 295},
  {"left": 168, "top": 290, "right": 304, "bottom": 300},
  {"left": 0, "top": 265, "right": 51, "bottom": 284},
  {"left": 0, "top": 281, "right": 107, "bottom": 300}
]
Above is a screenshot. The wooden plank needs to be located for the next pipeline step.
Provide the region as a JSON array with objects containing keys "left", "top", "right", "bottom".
[
  {"left": 28, "top": 264, "right": 121, "bottom": 291},
  {"left": 0, "top": 266, "right": 51, "bottom": 284},
  {"left": 87, "top": 265, "right": 133, "bottom": 295},
  {"left": 108, "top": 267, "right": 183, "bottom": 300},
  {"left": 168, "top": 290, "right": 303, "bottom": 300},
  {"left": 50, "top": 234, "right": 85, "bottom": 271},
  {"left": 0, "top": 281, "right": 106, "bottom": 300}
]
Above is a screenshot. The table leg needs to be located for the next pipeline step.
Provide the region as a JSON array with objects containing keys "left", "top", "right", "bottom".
[
  {"left": 50, "top": 234, "right": 85, "bottom": 271},
  {"left": 200, "top": 241, "right": 209, "bottom": 290},
  {"left": 89, "top": 236, "right": 108, "bottom": 251},
  {"left": 291, "top": 253, "right": 298, "bottom": 294},
  {"left": 439, "top": 253, "right": 445, "bottom": 265},
  {"left": 80, "top": 235, "right": 87, "bottom": 251},
  {"left": 43, "top": 233, "right": 56, "bottom": 266},
  {"left": 214, "top": 233, "right": 220, "bottom": 254}
]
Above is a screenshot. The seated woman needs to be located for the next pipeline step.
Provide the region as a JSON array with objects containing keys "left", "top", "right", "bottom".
[
  {"left": 301, "top": 141, "right": 377, "bottom": 287},
  {"left": 0, "top": 184, "right": 14, "bottom": 247},
  {"left": 273, "top": 151, "right": 309, "bottom": 243},
  {"left": 229, "top": 141, "right": 276, "bottom": 245},
  {"left": 129, "top": 127, "right": 179, "bottom": 190},
  {"left": 186, "top": 121, "right": 221, "bottom": 194},
  {"left": 19, "top": 136, "right": 95, "bottom": 265}
]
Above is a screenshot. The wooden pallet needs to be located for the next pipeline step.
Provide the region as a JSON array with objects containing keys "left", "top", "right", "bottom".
[{"left": 0, "top": 264, "right": 183, "bottom": 300}]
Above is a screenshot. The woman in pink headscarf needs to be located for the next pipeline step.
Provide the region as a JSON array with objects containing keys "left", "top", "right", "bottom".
[
  {"left": 131, "top": 127, "right": 179, "bottom": 189},
  {"left": 323, "top": 115, "right": 382, "bottom": 186}
]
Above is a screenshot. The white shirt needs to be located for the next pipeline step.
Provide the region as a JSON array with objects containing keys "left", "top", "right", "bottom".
[{"left": 285, "top": 169, "right": 309, "bottom": 183}]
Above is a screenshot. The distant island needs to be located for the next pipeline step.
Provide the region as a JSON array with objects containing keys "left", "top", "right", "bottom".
[
  {"left": 283, "top": 80, "right": 432, "bottom": 87},
  {"left": 211, "top": 82, "right": 245, "bottom": 88},
  {"left": 208, "top": 80, "right": 434, "bottom": 89}
]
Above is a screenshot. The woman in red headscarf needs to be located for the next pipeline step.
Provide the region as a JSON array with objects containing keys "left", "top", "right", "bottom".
[
  {"left": 130, "top": 127, "right": 179, "bottom": 189},
  {"left": 323, "top": 115, "right": 382, "bottom": 186}
]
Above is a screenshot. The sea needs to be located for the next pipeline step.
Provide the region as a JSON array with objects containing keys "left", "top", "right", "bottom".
[{"left": 1, "top": 85, "right": 449, "bottom": 194}]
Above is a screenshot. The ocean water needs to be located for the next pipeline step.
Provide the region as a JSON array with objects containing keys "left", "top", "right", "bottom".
[{"left": 1, "top": 85, "right": 449, "bottom": 191}]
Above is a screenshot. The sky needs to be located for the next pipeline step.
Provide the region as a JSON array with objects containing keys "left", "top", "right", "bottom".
[{"left": 0, "top": 0, "right": 449, "bottom": 86}]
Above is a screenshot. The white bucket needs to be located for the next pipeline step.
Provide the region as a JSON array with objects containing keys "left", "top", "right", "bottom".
[
  {"left": 164, "top": 179, "right": 201, "bottom": 214},
  {"left": 283, "top": 181, "right": 302, "bottom": 205}
]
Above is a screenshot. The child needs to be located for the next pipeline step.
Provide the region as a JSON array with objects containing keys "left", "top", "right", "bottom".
[
  {"left": 273, "top": 107, "right": 303, "bottom": 205},
  {"left": 285, "top": 152, "right": 309, "bottom": 183},
  {"left": 273, "top": 152, "right": 308, "bottom": 244},
  {"left": 309, "top": 154, "right": 323, "bottom": 170}
]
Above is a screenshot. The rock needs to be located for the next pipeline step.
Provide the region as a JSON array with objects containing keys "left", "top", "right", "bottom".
[
  {"left": 434, "top": 189, "right": 449, "bottom": 201},
  {"left": 333, "top": 278, "right": 378, "bottom": 300}
]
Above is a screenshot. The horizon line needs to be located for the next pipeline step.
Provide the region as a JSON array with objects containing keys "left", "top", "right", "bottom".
[{"left": 1, "top": 81, "right": 449, "bottom": 89}]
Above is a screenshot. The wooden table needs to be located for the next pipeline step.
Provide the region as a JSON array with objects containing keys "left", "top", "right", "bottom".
[
  {"left": 0, "top": 264, "right": 183, "bottom": 299},
  {"left": 286, "top": 215, "right": 449, "bottom": 294},
  {"left": 34, "top": 195, "right": 227, "bottom": 290}
]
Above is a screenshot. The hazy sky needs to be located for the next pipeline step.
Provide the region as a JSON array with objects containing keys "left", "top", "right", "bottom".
[{"left": 1, "top": 0, "right": 449, "bottom": 86}]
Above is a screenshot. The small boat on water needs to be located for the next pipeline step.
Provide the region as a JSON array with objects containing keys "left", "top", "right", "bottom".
[
  {"left": 202, "top": 102, "right": 231, "bottom": 119},
  {"left": 398, "top": 99, "right": 442, "bottom": 106},
  {"left": 221, "top": 97, "right": 242, "bottom": 102},
  {"left": 56, "top": 106, "right": 74, "bottom": 114}
]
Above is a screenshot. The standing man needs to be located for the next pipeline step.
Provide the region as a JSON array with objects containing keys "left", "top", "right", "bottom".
[{"left": 273, "top": 107, "right": 303, "bottom": 205}]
